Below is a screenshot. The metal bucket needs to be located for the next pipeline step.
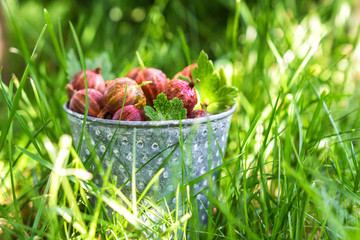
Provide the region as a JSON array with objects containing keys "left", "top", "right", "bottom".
[{"left": 64, "top": 103, "right": 236, "bottom": 224}]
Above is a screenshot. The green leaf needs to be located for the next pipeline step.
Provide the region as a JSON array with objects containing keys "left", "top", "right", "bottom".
[
  {"left": 207, "top": 102, "right": 226, "bottom": 114},
  {"left": 218, "top": 67, "right": 227, "bottom": 87},
  {"left": 216, "top": 86, "right": 238, "bottom": 105},
  {"left": 192, "top": 50, "right": 238, "bottom": 114},
  {"left": 169, "top": 98, "right": 187, "bottom": 120},
  {"left": 207, "top": 86, "right": 238, "bottom": 113},
  {"left": 144, "top": 93, "right": 187, "bottom": 121},
  {"left": 144, "top": 106, "right": 162, "bottom": 121},
  {"left": 192, "top": 51, "right": 218, "bottom": 103}
]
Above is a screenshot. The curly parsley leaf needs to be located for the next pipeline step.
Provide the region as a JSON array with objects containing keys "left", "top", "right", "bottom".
[
  {"left": 192, "top": 50, "right": 238, "bottom": 114},
  {"left": 144, "top": 93, "right": 187, "bottom": 121}
]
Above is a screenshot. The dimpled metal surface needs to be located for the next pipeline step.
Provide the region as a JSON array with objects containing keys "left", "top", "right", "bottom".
[{"left": 64, "top": 103, "right": 236, "bottom": 223}]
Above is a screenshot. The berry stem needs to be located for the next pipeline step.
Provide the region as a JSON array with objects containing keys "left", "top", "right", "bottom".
[
  {"left": 94, "top": 66, "right": 102, "bottom": 74},
  {"left": 65, "top": 84, "right": 75, "bottom": 99},
  {"left": 136, "top": 51, "right": 146, "bottom": 70},
  {"left": 189, "top": 81, "right": 195, "bottom": 89},
  {"left": 97, "top": 107, "right": 109, "bottom": 119},
  {"left": 139, "top": 81, "right": 153, "bottom": 88}
]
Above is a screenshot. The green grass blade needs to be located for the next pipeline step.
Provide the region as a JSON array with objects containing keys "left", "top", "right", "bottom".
[
  {"left": 178, "top": 28, "right": 192, "bottom": 65},
  {"left": 1, "top": 1, "right": 30, "bottom": 60},
  {"left": 102, "top": 195, "right": 144, "bottom": 229},
  {"left": 44, "top": 9, "right": 67, "bottom": 71},
  {"left": 69, "top": 22, "right": 89, "bottom": 153},
  {"left": 137, "top": 168, "right": 164, "bottom": 203},
  {"left": 0, "top": 24, "right": 47, "bottom": 152},
  {"left": 313, "top": 85, "right": 353, "bottom": 181},
  {"left": 257, "top": 90, "right": 282, "bottom": 234},
  {"left": 231, "top": 0, "right": 241, "bottom": 82},
  {"left": 6, "top": 76, "right": 25, "bottom": 237},
  {"left": 47, "top": 135, "right": 88, "bottom": 235},
  {"left": 287, "top": 34, "right": 324, "bottom": 90},
  {"left": 136, "top": 51, "right": 146, "bottom": 69},
  {"left": 0, "top": 80, "right": 44, "bottom": 157},
  {"left": 15, "top": 146, "right": 53, "bottom": 170},
  {"left": 132, "top": 128, "right": 137, "bottom": 217}
]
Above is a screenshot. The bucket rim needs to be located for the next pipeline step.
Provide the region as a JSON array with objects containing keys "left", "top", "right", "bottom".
[{"left": 63, "top": 102, "right": 236, "bottom": 128}]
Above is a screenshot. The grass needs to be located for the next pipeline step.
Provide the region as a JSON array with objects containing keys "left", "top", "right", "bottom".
[{"left": 1, "top": 0, "right": 360, "bottom": 239}]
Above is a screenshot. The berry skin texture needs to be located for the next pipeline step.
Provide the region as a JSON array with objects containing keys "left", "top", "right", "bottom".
[
  {"left": 126, "top": 67, "right": 141, "bottom": 80},
  {"left": 164, "top": 79, "right": 197, "bottom": 116},
  {"left": 135, "top": 68, "right": 168, "bottom": 105},
  {"left": 173, "top": 63, "right": 198, "bottom": 83},
  {"left": 66, "top": 67, "right": 105, "bottom": 100},
  {"left": 69, "top": 89, "right": 105, "bottom": 117},
  {"left": 104, "top": 77, "right": 146, "bottom": 114},
  {"left": 112, "top": 105, "right": 146, "bottom": 121},
  {"left": 188, "top": 109, "right": 210, "bottom": 118}
]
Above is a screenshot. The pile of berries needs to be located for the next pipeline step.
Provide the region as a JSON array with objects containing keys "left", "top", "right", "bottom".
[{"left": 66, "top": 64, "right": 210, "bottom": 121}]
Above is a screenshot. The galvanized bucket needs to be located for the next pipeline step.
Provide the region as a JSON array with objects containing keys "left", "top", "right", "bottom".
[{"left": 64, "top": 103, "right": 236, "bottom": 223}]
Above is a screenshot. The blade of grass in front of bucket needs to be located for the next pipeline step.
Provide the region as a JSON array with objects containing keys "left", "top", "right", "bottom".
[
  {"left": 137, "top": 168, "right": 164, "bottom": 203},
  {"left": 132, "top": 128, "right": 137, "bottom": 217},
  {"left": 69, "top": 22, "right": 89, "bottom": 153}
]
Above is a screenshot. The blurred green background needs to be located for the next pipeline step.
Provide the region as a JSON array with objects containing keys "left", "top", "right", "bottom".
[{"left": 1, "top": 0, "right": 234, "bottom": 78}]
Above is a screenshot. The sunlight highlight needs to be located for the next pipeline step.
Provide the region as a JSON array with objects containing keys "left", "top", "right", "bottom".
[{"left": 335, "top": 2, "right": 351, "bottom": 27}]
